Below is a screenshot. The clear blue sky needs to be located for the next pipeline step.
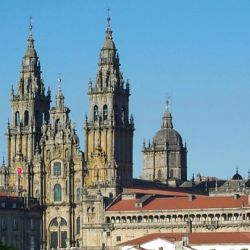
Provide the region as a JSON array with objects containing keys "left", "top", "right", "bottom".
[{"left": 0, "top": 0, "right": 250, "bottom": 179}]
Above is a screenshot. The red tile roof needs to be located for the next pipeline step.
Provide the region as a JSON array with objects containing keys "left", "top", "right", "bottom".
[
  {"left": 125, "top": 188, "right": 205, "bottom": 197},
  {"left": 0, "top": 191, "right": 17, "bottom": 197},
  {"left": 107, "top": 195, "right": 249, "bottom": 211},
  {"left": 119, "top": 232, "right": 250, "bottom": 246}
]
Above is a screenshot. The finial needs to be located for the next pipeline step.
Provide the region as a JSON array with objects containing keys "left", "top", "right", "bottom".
[
  {"left": 58, "top": 73, "right": 62, "bottom": 91},
  {"left": 236, "top": 167, "right": 238, "bottom": 174},
  {"left": 165, "top": 95, "right": 170, "bottom": 112},
  {"left": 107, "top": 8, "right": 111, "bottom": 26},
  {"left": 105, "top": 8, "right": 113, "bottom": 40},
  {"left": 29, "top": 16, "right": 33, "bottom": 36}
]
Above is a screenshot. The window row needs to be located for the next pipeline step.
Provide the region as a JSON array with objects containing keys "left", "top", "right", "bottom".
[
  {"left": 0, "top": 218, "right": 35, "bottom": 231},
  {"left": 93, "top": 105, "right": 127, "bottom": 122},
  {"left": 15, "top": 110, "right": 49, "bottom": 126},
  {"left": 106, "top": 212, "right": 250, "bottom": 224}
]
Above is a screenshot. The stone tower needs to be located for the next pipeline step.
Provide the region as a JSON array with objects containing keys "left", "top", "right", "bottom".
[
  {"left": 84, "top": 16, "right": 134, "bottom": 196},
  {"left": 6, "top": 23, "right": 50, "bottom": 194},
  {"left": 32, "top": 82, "right": 83, "bottom": 249},
  {"left": 142, "top": 101, "right": 187, "bottom": 183}
]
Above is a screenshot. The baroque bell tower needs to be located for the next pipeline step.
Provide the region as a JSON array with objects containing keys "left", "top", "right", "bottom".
[
  {"left": 84, "top": 16, "right": 134, "bottom": 195},
  {"left": 6, "top": 22, "right": 50, "bottom": 192}
]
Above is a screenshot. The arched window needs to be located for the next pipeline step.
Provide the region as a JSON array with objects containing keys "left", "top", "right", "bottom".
[
  {"left": 49, "top": 217, "right": 67, "bottom": 249},
  {"left": 94, "top": 105, "right": 98, "bottom": 121},
  {"left": 53, "top": 162, "right": 61, "bottom": 176},
  {"left": 65, "top": 148, "right": 69, "bottom": 159},
  {"left": 121, "top": 106, "right": 126, "bottom": 122},
  {"left": 76, "top": 217, "right": 80, "bottom": 235},
  {"left": 24, "top": 110, "right": 29, "bottom": 126},
  {"left": 15, "top": 111, "right": 20, "bottom": 126},
  {"left": 46, "top": 150, "right": 51, "bottom": 161},
  {"left": 103, "top": 105, "right": 108, "bottom": 121},
  {"left": 54, "top": 184, "right": 62, "bottom": 202},
  {"left": 55, "top": 119, "right": 61, "bottom": 133},
  {"left": 27, "top": 79, "right": 30, "bottom": 94}
]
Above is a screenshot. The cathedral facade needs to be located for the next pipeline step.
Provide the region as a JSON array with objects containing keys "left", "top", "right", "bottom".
[{"left": 0, "top": 17, "right": 136, "bottom": 249}]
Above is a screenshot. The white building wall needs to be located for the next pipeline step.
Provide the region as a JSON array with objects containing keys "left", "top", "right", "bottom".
[{"left": 191, "top": 243, "right": 250, "bottom": 250}]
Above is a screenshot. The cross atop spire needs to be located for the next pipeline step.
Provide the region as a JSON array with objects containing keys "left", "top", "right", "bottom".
[
  {"left": 162, "top": 98, "right": 173, "bottom": 129},
  {"left": 56, "top": 75, "right": 64, "bottom": 109},
  {"left": 105, "top": 9, "right": 113, "bottom": 41},
  {"left": 58, "top": 74, "right": 62, "bottom": 93},
  {"left": 165, "top": 96, "right": 170, "bottom": 112},
  {"left": 29, "top": 16, "right": 33, "bottom": 36},
  {"left": 107, "top": 8, "right": 111, "bottom": 26}
]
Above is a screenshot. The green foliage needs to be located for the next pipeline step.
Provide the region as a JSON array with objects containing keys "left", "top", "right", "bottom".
[{"left": 0, "top": 241, "right": 16, "bottom": 250}]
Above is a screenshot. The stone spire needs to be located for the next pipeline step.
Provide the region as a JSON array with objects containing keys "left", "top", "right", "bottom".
[
  {"left": 17, "top": 19, "right": 45, "bottom": 97},
  {"left": 93, "top": 15, "right": 124, "bottom": 91},
  {"left": 56, "top": 78, "right": 64, "bottom": 110},
  {"left": 162, "top": 98, "right": 173, "bottom": 129}
]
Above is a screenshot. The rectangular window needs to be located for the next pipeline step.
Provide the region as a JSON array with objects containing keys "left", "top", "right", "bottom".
[
  {"left": 116, "top": 236, "right": 121, "bottom": 242},
  {"left": 1, "top": 218, "right": 7, "bottom": 231},
  {"left": 51, "top": 232, "right": 58, "bottom": 249},
  {"left": 30, "top": 219, "right": 35, "bottom": 230},
  {"left": 13, "top": 218, "right": 18, "bottom": 231},
  {"left": 53, "top": 162, "right": 61, "bottom": 176}
]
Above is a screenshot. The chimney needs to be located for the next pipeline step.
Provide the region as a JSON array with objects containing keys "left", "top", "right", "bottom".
[
  {"left": 234, "top": 194, "right": 239, "bottom": 200},
  {"left": 188, "top": 194, "right": 194, "bottom": 201}
]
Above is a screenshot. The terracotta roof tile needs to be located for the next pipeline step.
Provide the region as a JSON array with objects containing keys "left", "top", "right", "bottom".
[
  {"left": 126, "top": 188, "right": 205, "bottom": 197},
  {"left": 119, "top": 232, "right": 250, "bottom": 246}
]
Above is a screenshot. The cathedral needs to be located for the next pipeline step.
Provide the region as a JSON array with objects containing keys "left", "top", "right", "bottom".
[{"left": 0, "top": 16, "right": 250, "bottom": 250}]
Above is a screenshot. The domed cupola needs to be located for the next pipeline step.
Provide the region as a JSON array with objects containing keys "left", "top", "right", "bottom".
[
  {"left": 153, "top": 103, "right": 183, "bottom": 148},
  {"left": 232, "top": 168, "right": 243, "bottom": 180},
  {"left": 142, "top": 99, "right": 187, "bottom": 183}
]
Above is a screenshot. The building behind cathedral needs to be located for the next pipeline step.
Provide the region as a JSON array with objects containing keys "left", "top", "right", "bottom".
[{"left": 0, "top": 17, "right": 250, "bottom": 250}]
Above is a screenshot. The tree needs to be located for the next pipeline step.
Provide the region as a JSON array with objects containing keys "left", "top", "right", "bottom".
[{"left": 0, "top": 241, "right": 16, "bottom": 250}]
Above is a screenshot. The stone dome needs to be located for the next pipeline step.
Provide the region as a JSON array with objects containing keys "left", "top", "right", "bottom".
[
  {"left": 102, "top": 39, "right": 116, "bottom": 50},
  {"left": 153, "top": 110, "right": 183, "bottom": 146},
  {"left": 153, "top": 128, "right": 182, "bottom": 146}
]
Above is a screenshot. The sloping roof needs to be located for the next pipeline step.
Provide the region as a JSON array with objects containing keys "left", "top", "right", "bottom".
[
  {"left": 125, "top": 187, "right": 205, "bottom": 197},
  {"left": 107, "top": 195, "right": 249, "bottom": 211},
  {"left": 119, "top": 232, "right": 250, "bottom": 246}
]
